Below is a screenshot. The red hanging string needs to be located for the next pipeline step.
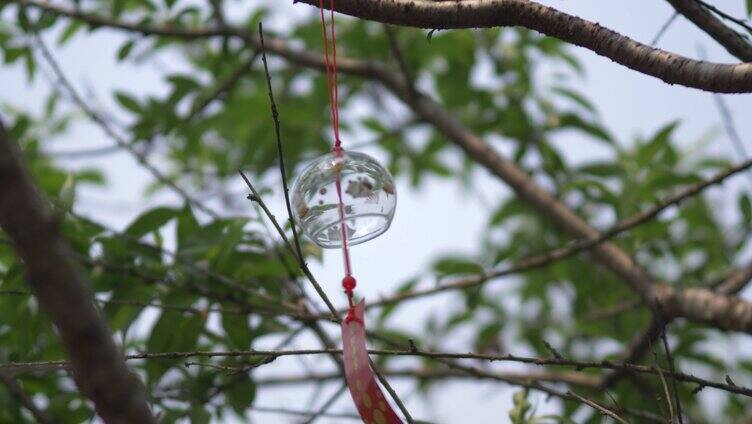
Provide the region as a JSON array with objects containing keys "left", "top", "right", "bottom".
[
  {"left": 319, "top": 0, "right": 341, "bottom": 149},
  {"left": 319, "top": 0, "right": 354, "bottom": 306},
  {"left": 329, "top": 0, "right": 341, "bottom": 147},
  {"left": 317, "top": 5, "right": 404, "bottom": 422}
]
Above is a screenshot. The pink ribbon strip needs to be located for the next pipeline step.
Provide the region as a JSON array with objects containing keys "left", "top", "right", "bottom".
[{"left": 342, "top": 301, "right": 403, "bottom": 424}]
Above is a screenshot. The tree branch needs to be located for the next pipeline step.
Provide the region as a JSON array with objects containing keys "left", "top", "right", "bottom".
[
  {"left": 0, "top": 119, "right": 156, "bottom": 423},
  {"left": 567, "top": 390, "right": 629, "bottom": 424},
  {"left": 294, "top": 0, "right": 752, "bottom": 93},
  {"left": 254, "top": 367, "right": 601, "bottom": 389},
  {"left": 0, "top": 373, "right": 56, "bottom": 424},
  {"left": 4, "top": 347, "right": 751, "bottom": 397},
  {"left": 16, "top": 0, "right": 752, "bottom": 93},
  {"left": 667, "top": 0, "right": 752, "bottom": 62}
]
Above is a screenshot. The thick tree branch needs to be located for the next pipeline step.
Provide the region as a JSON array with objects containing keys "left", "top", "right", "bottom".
[
  {"left": 16, "top": 0, "right": 752, "bottom": 93},
  {"left": 667, "top": 0, "right": 752, "bottom": 62},
  {"left": 295, "top": 0, "right": 752, "bottom": 93},
  {"left": 0, "top": 120, "right": 156, "bottom": 423}
]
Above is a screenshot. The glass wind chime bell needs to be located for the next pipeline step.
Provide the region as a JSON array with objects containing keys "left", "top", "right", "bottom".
[
  {"left": 291, "top": 150, "right": 397, "bottom": 248},
  {"left": 288, "top": 0, "right": 406, "bottom": 422}
]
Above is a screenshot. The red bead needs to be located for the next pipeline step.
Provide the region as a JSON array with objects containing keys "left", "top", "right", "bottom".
[{"left": 342, "top": 275, "right": 357, "bottom": 291}]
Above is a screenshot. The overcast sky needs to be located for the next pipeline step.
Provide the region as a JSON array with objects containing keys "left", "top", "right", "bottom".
[{"left": 2, "top": 1, "right": 752, "bottom": 423}]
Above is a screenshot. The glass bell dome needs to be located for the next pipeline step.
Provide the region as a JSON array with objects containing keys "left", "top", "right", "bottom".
[{"left": 291, "top": 150, "right": 397, "bottom": 248}]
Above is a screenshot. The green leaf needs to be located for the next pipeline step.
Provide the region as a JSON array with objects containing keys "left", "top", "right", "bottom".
[
  {"left": 188, "top": 406, "right": 211, "bottom": 424},
  {"left": 490, "top": 198, "right": 529, "bottom": 226},
  {"left": 433, "top": 256, "right": 484, "bottom": 277},
  {"left": 553, "top": 113, "right": 613, "bottom": 144},
  {"left": 125, "top": 207, "right": 179, "bottom": 237},
  {"left": 577, "top": 162, "right": 622, "bottom": 178},
  {"left": 225, "top": 374, "right": 256, "bottom": 415},
  {"left": 377, "top": 278, "right": 419, "bottom": 324},
  {"left": 58, "top": 173, "right": 76, "bottom": 210},
  {"left": 740, "top": 193, "right": 752, "bottom": 225},
  {"left": 638, "top": 121, "right": 679, "bottom": 165},
  {"left": 57, "top": 21, "right": 83, "bottom": 45},
  {"left": 146, "top": 311, "right": 203, "bottom": 383},
  {"left": 114, "top": 92, "right": 142, "bottom": 114},
  {"left": 551, "top": 86, "right": 596, "bottom": 114},
  {"left": 222, "top": 314, "right": 252, "bottom": 349},
  {"left": 117, "top": 40, "right": 135, "bottom": 61}
]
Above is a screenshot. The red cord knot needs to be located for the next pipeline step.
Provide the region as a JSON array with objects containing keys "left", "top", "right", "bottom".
[
  {"left": 342, "top": 275, "right": 356, "bottom": 291},
  {"left": 344, "top": 306, "right": 362, "bottom": 325}
]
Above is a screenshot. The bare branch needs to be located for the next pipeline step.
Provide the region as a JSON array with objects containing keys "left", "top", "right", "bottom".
[
  {"left": 251, "top": 405, "right": 360, "bottom": 421},
  {"left": 715, "top": 260, "right": 752, "bottom": 294},
  {"left": 4, "top": 346, "right": 751, "bottom": 397},
  {"left": 667, "top": 0, "right": 752, "bottom": 61},
  {"left": 660, "top": 327, "right": 684, "bottom": 424},
  {"left": 184, "top": 50, "right": 260, "bottom": 123},
  {"left": 695, "top": 0, "right": 752, "bottom": 35},
  {"left": 254, "top": 367, "right": 601, "bottom": 388},
  {"left": 302, "top": 383, "right": 348, "bottom": 424},
  {"left": 567, "top": 390, "right": 630, "bottom": 424},
  {"left": 651, "top": 12, "right": 679, "bottom": 46},
  {"left": 0, "top": 119, "right": 156, "bottom": 423},
  {"left": 251, "top": 23, "right": 339, "bottom": 319},
  {"left": 15, "top": 0, "right": 752, "bottom": 93},
  {"left": 295, "top": 0, "right": 752, "bottom": 93}
]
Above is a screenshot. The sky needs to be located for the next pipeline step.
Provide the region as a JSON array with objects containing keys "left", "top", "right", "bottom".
[{"left": 1, "top": 1, "right": 752, "bottom": 423}]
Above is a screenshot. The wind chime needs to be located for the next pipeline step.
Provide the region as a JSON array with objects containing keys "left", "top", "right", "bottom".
[{"left": 289, "top": 1, "right": 403, "bottom": 423}]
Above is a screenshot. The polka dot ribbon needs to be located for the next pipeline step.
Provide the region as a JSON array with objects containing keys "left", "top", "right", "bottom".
[{"left": 342, "top": 301, "right": 404, "bottom": 424}]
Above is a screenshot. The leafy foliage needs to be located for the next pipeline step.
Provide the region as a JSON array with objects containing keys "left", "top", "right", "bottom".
[{"left": 0, "top": 1, "right": 750, "bottom": 423}]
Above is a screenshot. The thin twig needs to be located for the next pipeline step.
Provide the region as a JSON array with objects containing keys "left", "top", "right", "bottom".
[
  {"left": 696, "top": 0, "right": 752, "bottom": 34},
  {"left": 46, "top": 144, "right": 122, "bottom": 159},
  {"left": 253, "top": 366, "right": 600, "bottom": 388},
  {"left": 254, "top": 23, "right": 339, "bottom": 318},
  {"left": 653, "top": 342, "right": 675, "bottom": 423},
  {"left": 4, "top": 347, "right": 751, "bottom": 397},
  {"left": 253, "top": 405, "right": 361, "bottom": 420},
  {"left": 660, "top": 327, "right": 684, "bottom": 423},
  {"left": 368, "top": 356, "right": 415, "bottom": 423},
  {"left": 30, "top": 28, "right": 218, "bottom": 218},
  {"left": 696, "top": 44, "right": 752, "bottom": 187},
  {"left": 651, "top": 12, "right": 679, "bottom": 46},
  {"left": 567, "top": 390, "right": 630, "bottom": 424},
  {"left": 302, "top": 383, "right": 348, "bottom": 424},
  {"left": 384, "top": 24, "right": 416, "bottom": 96},
  {"left": 184, "top": 51, "right": 260, "bottom": 124}
]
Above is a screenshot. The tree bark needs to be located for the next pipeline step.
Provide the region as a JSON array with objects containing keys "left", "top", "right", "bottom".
[
  {"left": 666, "top": 0, "right": 752, "bottom": 62},
  {"left": 0, "top": 119, "right": 156, "bottom": 424},
  {"left": 17, "top": 0, "right": 752, "bottom": 93},
  {"left": 296, "top": 0, "right": 752, "bottom": 93}
]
